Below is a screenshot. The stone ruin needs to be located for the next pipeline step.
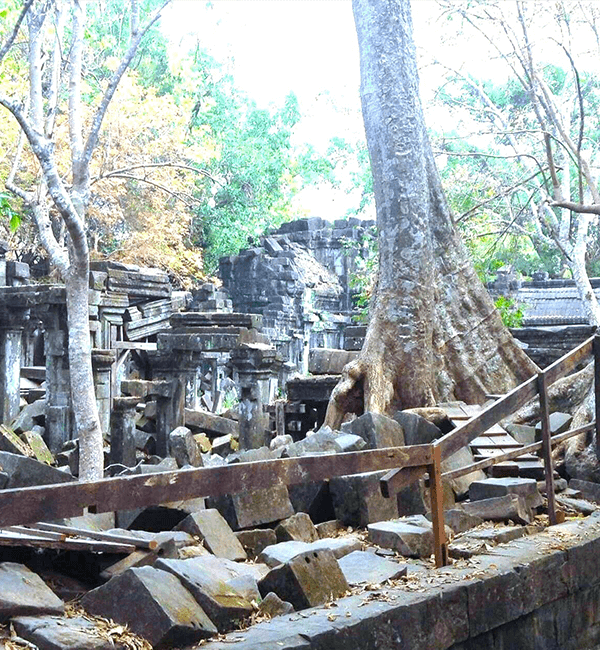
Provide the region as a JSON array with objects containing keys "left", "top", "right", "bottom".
[{"left": 2, "top": 219, "right": 600, "bottom": 648}]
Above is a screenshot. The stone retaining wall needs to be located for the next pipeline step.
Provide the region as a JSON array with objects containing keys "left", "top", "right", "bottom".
[{"left": 203, "top": 512, "right": 600, "bottom": 650}]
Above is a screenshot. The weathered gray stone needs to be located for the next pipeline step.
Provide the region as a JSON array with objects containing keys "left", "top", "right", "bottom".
[
  {"left": 275, "top": 512, "right": 319, "bottom": 543},
  {"left": 468, "top": 477, "right": 543, "bottom": 511},
  {"left": 169, "top": 426, "right": 202, "bottom": 468},
  {"left": 12, "top": 615, "right": 122, "bottom": 650},
  {"left": 258, "top": 548, "right": 349, "bottom": 610},
  {"left": 0, "top": 451, "right": 73, "bottom": 488},
  {"left": 285, "top": 428, "right": 339, "bottom": 457},
  {"left": 341, "top": 412, "right": 405, "bottom": 449},
  {"left": 444, "top": 509, "right": 484, "bottom": 534},
  {"left": 570, "top": 478, "right": 600, "bottom": 503},
  {"left": 208, "top": 484, "right": 294, "bottom": 530},
  {"left": 81, "top": 566, "right": 216, "bottom": 648},
  {"left": 260, "top": 541, "right": 312, "bottom": 568},
  {"left": 308, "top": 349, "right": 359, "bottom": 375},
  {"left": 505, "top": 423, "right": 536, "bottom": 445},
  {"left": 392, "top": 411, "right": 441, "bottom": 445},
  {"left": 462, "top": 494, "right": 533, "bottom": 525},
  {"left": 310, "top": 536, "right": 362, "bottom": 559},
  {"left": 155, "top": 557, "right": 254, "bottom": 632},
  {"left": 227, "top": 574, "right": 261, "bottom": 603},
  {"left": 556, "top": 495, "right": 598, "bottom": 515},
  {"left": 367, "top": 516, "right": 434, "bottom": 558},
  {"left": 338, "top": 550, "right": 406, "bottom": 585},
  {"left": 184, "top": 408, "right": 239, "bottom": 437},
  {"left": 0, "top": 563, "right": 64, "bottom": 622},
  {"left": 11, "top": 398, "right": 45, "bottom": 433},
  {"left": 396, "top": 480, "right": 428, "bottom": 517},
  {"left": 329, "top": 471, "right": 399, "bottom": 526},
  {"left": 258, "top": 592, "right": 294, "bottom": 618},
  {"left": 174, "top": 509, "right": 247, "bottom": 561},
  {"left": 235, "top": 528, "right": 277, "bottom": 559},
  {"left": 315, "top": 520, "right": 340, "bottom": 538},
  {"left": 333, "top": 432, "right": 367, "bottom": 453},
  {"left": 535, "top": 411, "right": 572, "bottom": 439},
  {"left": 466, "top": 525, "right": 528, "bottom": 545},
  {"left": 441, "top": 447, "right": 486, "bottom": 499},
  {"left": 288, "top": 480, "right": 335, "bottom": 524}
]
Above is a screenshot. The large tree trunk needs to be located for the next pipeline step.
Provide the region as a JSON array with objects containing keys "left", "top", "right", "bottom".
[{"left": 325, "top": 0, "right": 538, "bottom": 429}]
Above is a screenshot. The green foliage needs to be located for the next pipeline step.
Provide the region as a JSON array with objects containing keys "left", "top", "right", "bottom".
[
  {"left": 188, "top": 51, "right": 334, "bottom": 272},
  {"left": 342, "top": 226, "right": 378, "bottom": 323},
  {"left": 0, "top": 193, "right": 20, "bottom": 232},
  {"left": 494, "top": 296, "right": 525, "bottom": 328}
]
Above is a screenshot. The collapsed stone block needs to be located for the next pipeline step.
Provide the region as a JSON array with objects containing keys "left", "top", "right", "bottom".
[
  {"left": 208, "top": 484, "right": 294, "bottom": 530},
  {"left": 156, "top": 557, "right": 254, "bottom": 632},
  {"left": 288, "top": 480, "right": 335, "bottom": 524},
  {"left": 367, "top": 516, "right": 434, "bottom": 558},
  {"left": 275, "top": 512, "right": 319, "bottom": 543},
  {"left": 0, "top": 563, "right": 64, "bottom": 622},
  {"left": 338, "top": 550, "right": 407, "bottom": 585},
  {"left": 441, "top": 446, "right": 486, "bottom": 499},
  {"left": 175, "top": 509, "right": 247, "bottom": 561},
  {"left": 13, "top": 615, "right": 121, "bottom": 650},
  {"left": 81, "top": 566, "right": 217, "bottom": 648},
  {"left": 341, "top": 412, "right": 405, "bottom": 449},
  {"left": 258, "top": 592, "right": 294, "bottom": 618},
  {"left": 235, "top": 528, "right": 277, "bottom": 559},
  {"left": 258, "top": 548, "right": 349, "bottom": 610},
  {"left": 0, "top": 451, "right": 74, "bottom": 488},
  {"left": 169, "top": 426, "right": 202, "bottom": 468},
  {"left": 392, "top": 411, "right": 442, "bottom": 445},
  {"left": 461, "top": 494, "right": 533, "bottom": 525},
  {"left": 468, "top": 477, "right": 543, "bottom": 512},
  {"left": 329, "top": 471, "right": 399, "bottom": 527}
]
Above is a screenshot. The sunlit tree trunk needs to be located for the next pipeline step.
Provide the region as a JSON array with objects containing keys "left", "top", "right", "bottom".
[{"left": 325, "top": 0, "right": 538, "bottom": 428}]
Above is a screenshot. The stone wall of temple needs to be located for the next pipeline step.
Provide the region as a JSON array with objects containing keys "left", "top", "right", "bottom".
[{"left": 219, "top": 217, "right": 376, "bottom": 371}]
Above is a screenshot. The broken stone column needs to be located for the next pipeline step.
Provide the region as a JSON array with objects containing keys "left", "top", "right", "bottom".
[
  {"left": 92, "top": 349, "right": 115, "bottom": 436},
  {"left": 230, "top": 344, "right": 279, "bottom": 450},
  {"left": 41, "top": 306, "right": 71, "bottom": 453},
  {"left": 110, "top": 396, "right": 139, "bottom": 468},
  {"left": 0, "top": 308, "right": 28, "bottom": 424}
]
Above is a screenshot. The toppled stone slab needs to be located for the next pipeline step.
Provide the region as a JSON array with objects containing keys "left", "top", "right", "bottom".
[
  {"left": 329, "top": 471, "right": 399, "bottom": 527},
  {"left": 461, "top": 494, "right": 533, "bottom": 525},
  {"left": 12, "top": 615, "right": 129, "bottom": 650},
  {"left": 275, "top": 513, "right": 319, "bottom": 543},
  {"left": 185, "top": 409, "right": 239, "bottom": 438},
  {"left": 236, "top": 528, "right": 277, "bottom": 559},
  {"left": 169, "top": 426, "right": 202, "bottom": 467},
  {"left": 441, "top": 447, "right": 486, "bottom": 499},
  {"left": 260, "top": 535, "right": 362, "bottom": 568},
  {"left": 258, "top": 548, "right": 349, "bottom": 610},
  {"left": 332, "top": 433, "right": 366, "bottom": 453},
  {"left": 392, "top": 411, "right": 441, "bottom": 445},
  {"left": 367, "top": 516, "right": 434, "bottom": 558},
  {"left": 156, "top": 557, "right": 253, "bottom": 632},
  {"left": 208, "top": 485, "right": 294, "bottom": 530},
  {"left": 308, "top": 349, "right": 359, "bottom": 375},
  {"left": 288, "top": 480, "right": 335, "bottom": 524},
  {"left": 341, "top": 412, "right": 405, "bottom": 449},
  {"left": 258, "top": 592, "right": 294, "bottom": 618},
  {"left": 315, "top": 520, "right": 340, "bottom": 538},
  {"left": 338, "top": 550, "right": 406, "bottom": 585},
  {"left": 310, "top": 536, "right": 362, "bottom": 559},
  {"left": 466, "top": 525, "right": 529, "bottom": 545},
  {"left": 444, "top": 509, "right": 484, "bottom": 534},
  {"left": 175, "top": 509, "right": 247, "bottom": 561},
  {"left": 0, "top": 451, "right": 73, "bottom": 488},
  {"left": 535, "top": 411, "right": 572, "bottom": 439},
  {"left": 81, "top": 566, "right": 217, "bottom": 648},
  {"left": 11, "top": 398, "right": 45, "bottom": 433},
  {"left": 0, "top": 563, "right": 64, "bottom": 622},
  {"left": 468, "top": 477, "right": 543, "bottom": 512},
  {"left": 570, "top": 478, "right": 600, "bottom": 503}
]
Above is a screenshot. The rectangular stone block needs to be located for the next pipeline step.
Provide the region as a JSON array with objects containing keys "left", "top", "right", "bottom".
[
  {"left": 330, "top": 471, "right": 399, "bottom": 527},
  {"left": 258, "top": 548, "right": 348, "bottom": 610}
]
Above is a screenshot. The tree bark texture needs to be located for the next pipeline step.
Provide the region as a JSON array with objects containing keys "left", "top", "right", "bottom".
[{"left": 325, "top": 0, "right": 538, "bottom": 429}]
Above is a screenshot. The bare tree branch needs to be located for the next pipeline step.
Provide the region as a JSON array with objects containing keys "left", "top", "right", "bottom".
[
  {"left": 80, "top": 0, "right": 170, "bottom": 175},
  {"left": 0, "top": 0, "right": 36, "bottom": 65}
]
